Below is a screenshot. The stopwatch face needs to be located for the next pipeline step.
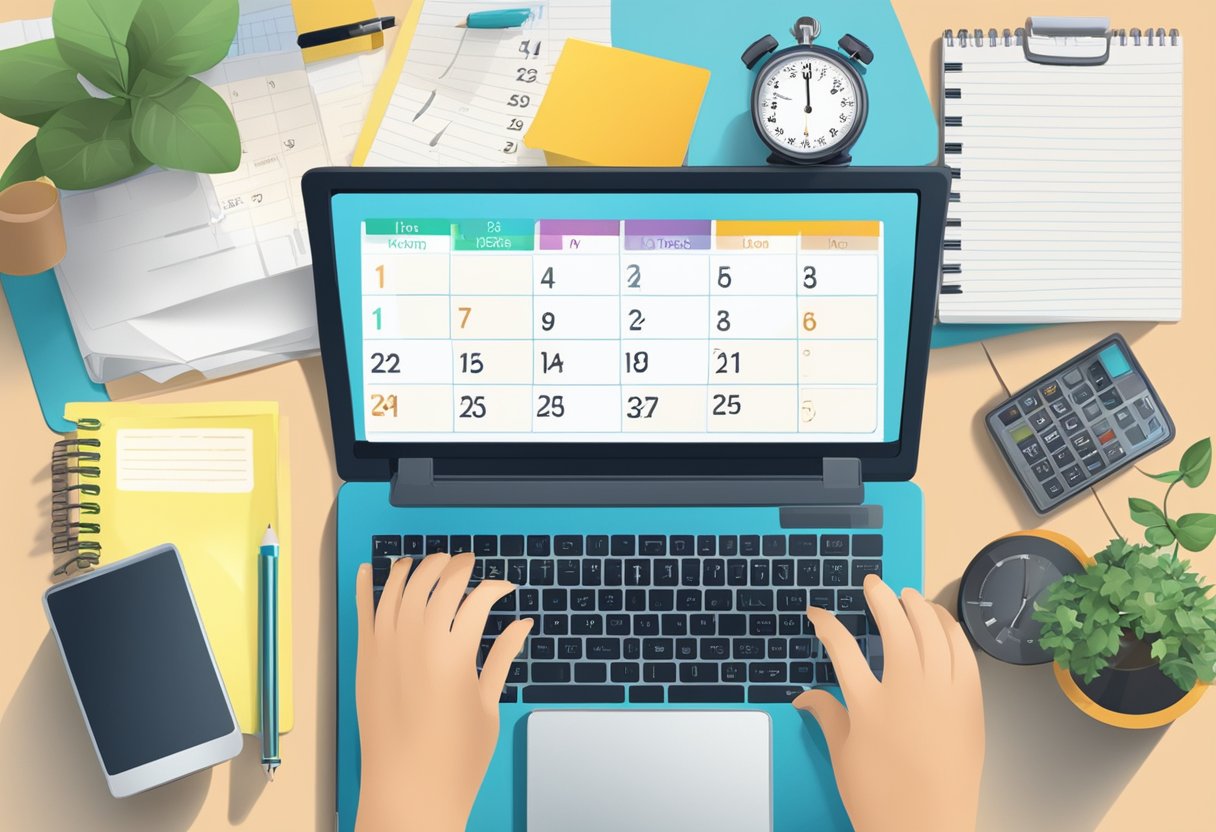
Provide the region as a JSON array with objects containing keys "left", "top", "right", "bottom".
[{"left": 754, "top": 49, "right": 864, "bottom": 161}]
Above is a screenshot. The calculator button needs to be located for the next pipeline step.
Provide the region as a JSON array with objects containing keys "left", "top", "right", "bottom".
[
  {"left": 1019, "top": 439, "right": 1045, "bottom": 464},
  {"left": 1030, "top": 460, "right": 1054, "bottom": 482},
  {"left": 1028, "top": 410, "right": 1052, "bottom": 432},
  {"left": 1062, "top": 369, "right": 1084, "bottom": 388},
  {"left": 1099, "top": 388, "right": 1122, "bottom": 410},
  {"left": 1041, "top": 427, "right": 1065, "bottom": 452},
  {"left": 1051, "top": 446, "right": 1075, "bottom": 467},
  {"left": 1113, "top": 407, "right": 1135, "bottom": 429},
  {"left": 1061, "top": 414, "right": 1084, "bottom": 435},
  {"left": 1069, "top": 433, "right": 1095, "bottom": 457},
  {"left": 1103, "top": 442, "right": 1126, "bottom": 463},
  {"left": 1082, "top": 453, "right": 1105, "bottom": 475},
  {"left": 1147, "top": 416, "right": 1163, "bottom": 435},
  {"left": 1043, "top": 478, "right": 1065, "bottom": 499},
  {"left": 996, "top": 404, "right": 1022, "bottom": 426},
  {"left": 1087, "top": 361, "right": 1112, "bottom": 391},
  {"left": 1097, "top": 429, "right": 1116, "bottom": 446},
  {"left": 1126, "top": 425, "right": 1147, "bottom": 446},
  {"left": 1134, "top": 397, "right": 1155, "bottom": 420},
  {"left": 1040, "top": 382, "right": 1063, "bottom": 402},
  {"left": 1061, "top": 465, "right": 1087, "bottom": 487},
  {"left": 1072, "top": 384, "right": 1094, "bottom": 406},
  {"left": 1082, "top": 401, "right": 1101, "bottom": 421},
  {"left": 1049, "top": 400, "right": 1072, "bottom": 417},
  {"left": 1093, "top": 418, "right": 1111, "bottom": 436},
  {"left": 1017, "top": 392, "right": 1042, "bottom": 411}
]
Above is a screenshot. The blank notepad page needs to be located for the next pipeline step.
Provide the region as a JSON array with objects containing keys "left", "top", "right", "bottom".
[{"left": 939, "top": 28, "right": 1183, "bottom": 323}]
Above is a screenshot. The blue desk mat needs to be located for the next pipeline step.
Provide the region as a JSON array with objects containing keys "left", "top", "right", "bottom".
[
  {"left": 1, "top": 0, "right": 1022, "bottom": 435},
  {"left": 336, "top": 483, "right": 925, "bottom": 832}
]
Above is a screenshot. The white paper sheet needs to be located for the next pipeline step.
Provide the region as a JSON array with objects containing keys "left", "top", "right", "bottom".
[
  {"left": 116, "top": 428, "right": 255, "bottom": 493},
  {"left": 308, "top": 50, "right": 389, "bottom": 164}
]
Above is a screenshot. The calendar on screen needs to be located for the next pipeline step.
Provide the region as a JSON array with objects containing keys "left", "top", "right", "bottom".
[{"left": 335, "top": 191, "right": 918, "bottom": 445}]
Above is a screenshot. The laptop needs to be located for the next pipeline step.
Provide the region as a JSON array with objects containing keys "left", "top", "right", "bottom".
[{"left": 303, "top": 166, "right": 949, "bottom": 831}]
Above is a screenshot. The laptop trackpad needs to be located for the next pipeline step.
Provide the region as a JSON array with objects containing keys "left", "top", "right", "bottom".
[{"left": 526, "top": 710, "right": 772, "bottom": 832}]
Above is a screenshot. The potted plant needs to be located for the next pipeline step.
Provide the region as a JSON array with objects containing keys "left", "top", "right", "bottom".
[
  {"left": 0, "top": 0, "right": 241, "bottom": 192},
  {"left": 1033, "top": 437, "right": 1216, "bottom": 728}
]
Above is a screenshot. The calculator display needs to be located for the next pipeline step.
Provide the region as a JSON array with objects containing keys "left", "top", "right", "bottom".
[{"left": 334, "top": 192, "right": 918, "bottom": 445}]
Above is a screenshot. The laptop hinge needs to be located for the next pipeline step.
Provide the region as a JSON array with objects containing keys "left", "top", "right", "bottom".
[{"left": 390, "top": 457, "right": 866, "bottom": 509}]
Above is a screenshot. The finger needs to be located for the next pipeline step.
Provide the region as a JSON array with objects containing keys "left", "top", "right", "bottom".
[
  {"left": 862, "top": 575, "right": 918, "bottom": 678},
  {"left": 397, "top": 552, "right": 451, "bottom": 639},
  {"left": 806, "top": 605, "right": 875, "bottom": 703},
  {"left": 901, "top": 587, "right": 951, "bottom": 683},
  {"left": 424, "top": 552, "right": 476, "bottom": 637},
  {"left": 479, "top": 618, "right": 532, "bottom": 711},
  {"left": 451, "top": 580, "right": 517, "bottom": 660},
  {"left": 792, "top": 689, "right": 850, "bottom": 760},
  {"left": 931, "top": 602, "right": 982, "bottom": 697},
  {"left": 375, "top": 556, "right": 413, "bottom": 638},
  {"left": 355, "top": 563, "right": 375, "bottom": 676}
]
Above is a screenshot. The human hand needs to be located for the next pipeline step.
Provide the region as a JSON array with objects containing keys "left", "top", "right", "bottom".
[
  {"left": 354, "top": 552, "right": 532, "bottom": 832},
  {"left": 794, "top": 575, "right": 984, "bottom": 832}
]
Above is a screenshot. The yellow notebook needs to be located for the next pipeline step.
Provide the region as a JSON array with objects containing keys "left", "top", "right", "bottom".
[
  {"left": 292, "top": 0, "right": 385, "bottom": 62},
  {"left": 53, "top": 402, "right": 293, "bottom": 735}
]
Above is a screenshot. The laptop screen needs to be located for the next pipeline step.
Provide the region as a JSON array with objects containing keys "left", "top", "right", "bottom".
[{"left": 330, "top": 191, "right": 918, "bottom": 446}]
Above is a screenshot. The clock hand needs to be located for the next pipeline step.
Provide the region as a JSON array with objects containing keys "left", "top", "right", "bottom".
[
  {"left": 1010, "top": 557, "right": 1032, "bottom": 627},
  {"left": 802, "top": 68, "right": 813, "bottom": 114}
]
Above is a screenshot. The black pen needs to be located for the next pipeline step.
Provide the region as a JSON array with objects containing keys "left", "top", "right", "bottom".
[{"left": 297, "top": 16, "right": 396, "bottom": 50}]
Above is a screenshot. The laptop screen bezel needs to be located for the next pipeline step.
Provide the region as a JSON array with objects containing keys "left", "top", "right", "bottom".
[{"left": 303, "top": 166, "right": 949, "bottom": 483}]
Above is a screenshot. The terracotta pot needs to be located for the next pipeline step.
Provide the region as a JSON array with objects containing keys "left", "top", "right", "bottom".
[{"left": 0, "top": 179, "right": 66, "bottom": 275}]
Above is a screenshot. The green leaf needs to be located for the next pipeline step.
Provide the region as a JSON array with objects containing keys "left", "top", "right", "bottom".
[
  {"left": 1145, "top": 525, "right": 1176, "bottom": 547},
  {"left": 0, "top": 139, "right": 44, "bottom": 191},
  {"left": 1150, "top": 639, "right": 1169, "bottom": 661},
  {"left": 1129, "top": 497, "right": 1166, "bottom": 528},
  {"left": 127, "top": 0, "right": 239, "bottom": 98},
  {"left": 1180, "top": 438, "right": 1213, "bottom": 488},
  {"left": 1174, "top": 513, "right": 1216, "bottom": 553},
  {"left": 130, "top": 76, "right": 238, "bottom": 173},
  {"left": 0, "top": 39, "right": 90, "bottom": 126},
  {"left": 1143, "top": 469, "right": 1183, "bottom": 483},
  {"left": 52, "top": 0, "right": 141, "bottom": 96},
  {"left": 35, "top": 97, "right": 149, "bottom": 190}
]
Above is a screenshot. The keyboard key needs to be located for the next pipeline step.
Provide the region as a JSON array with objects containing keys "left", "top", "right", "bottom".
[
  {"left": 527, "top": 535, "right": 550, "bottom": 557},
  {"left": 749, "top": 561, "right": 770, "bottom": 586},
  {"left": 610, "top": 662, "right": 639, "bottom": 682},
  {"left": 702, "top": 560, "right": 725, "bottom": 586},
  {"left": 575, "top": 663, "right": 607, "bottom": 683},
  {"left": 790, "top": 534, "right": 817, "bottom": 556},
  {"left": 681, "top": 560, "right": 700, "bottom": 586},
  {"left": 677, "top": 589, "right": 702, "bottom": 611},
  {"left": 506, "top": 559, "right": 528, "bottom": 584},
  {"left": 604, "top": 560, "right": 623, "bottom": 586},
  {"left": 791, "top": 662, "right": 815, "bottom": 684},
  {"left": 558, "top": 638, "right": 582, "bottom": 660},
  {"left": 727, "top": 561, "right": 748, "bottom": 586},
  {"left": 644, "top": 663, "right": 677, "bottom": 683},
  {"left": 572, "top": 614, "right": 603, "bottom": 635},
  {"left": 669, "top": 685, "right": 743, "bottom": 703},
  {"left": 507, "top": 662, "right": 527, "bottom": 685},
  {"left": 450, "top": 535, "right": 472, "bottom": 554},
  {"left": 719, "top": 535, "right": 739, "bottom": 556},
  {"left": 697, "top": 535, "right": 717, "bottom": 556},
  {"left": 554, "top": 535, "right": 582, "bottom": 556},
  {"left": 599, "top": 590, "right": 624, "bottom": 611},
  {"left": 626, "top": 589, "right": 646, "bottom": 611},
  {"left": 483, "top": 559, "right": 505, "bottom": 581},
  {"left": 700, "top": 638, "right": 729, "bottom": 659},
  {"left": 426, "top": 535, "right": 448, "bottom": 554},
  {"left": 611, "top": 535, "right": 636, "bottom": 556},
  {"left": 640, "top": 535, "right": 666, "bottom": 556},
  {"left": 738, "top": 589, "right": 774, "bottom": 611},
  {"left": 530, "top": 637, "right": 555, "bottom": 660},
  {"left": 762, "top": 535, "right": 786, "bottom": 556},
  {"left": 485, "top": 614, "right": 515, "bottom": 635},
  {"left": 525, "top": 685, "right": 624, "bottom": 703},
  {"left": 372, "top": 535, "right": 401, "bottom": 557},
  {"left": 581, "top": 560, "right": 603, "bottom": 586},
  {"left": 705, "top": 589, "right": 732, "bottom": 611},
  {"left": 491, "top": 593, "right": 515, "bottom": 612},
  {"left": 740, "top": 535, "right": 760, "bottom": 556},
  {"left": 500, "top": 686, "right": 518, "bottom": 703},
  {"left": 403, "top": 535, "right": 424, "bottom": 555},
  {"left": 587, "top": 535, "right": 610, "bottom": 556},
  {"left": 718, "top": 614, "right": 746, "bottom": 636},
  {"left": 772, "top": 561, "right": 794, "bottom": 586},
  {"left": 797, "top": 560, "right": 820, "bottom": 586},
  {"left": 675, "top": 638, "right": 696, "bottom": 660},
  {"left": 821, "top": 535, "right": 849, "bottom": 555},
  {"left": 654, "top": 560, "right": 679, "bottom": 586},
  {"left": 473, "top": 535, "right": 497, "bottom": 556},
  {"left": 542, "top": 589, "right": 567, "bottom": 611},
  {"left": 529, "top": 560, "right": 554, "bottom": 585},
  {"left": 625, "top": 560, "right": 652, "bottom": 586},
  {"left": 531, "top": 663, "right": 571, "bottom": 683},
  {"left": 853, "top": 534, "right": 883, "bottom": 557},
  {"left": 643, "top": 638, "right": 674, "bottom": 659},
  {"left": 518, "top": 588, "right": 539, "bottom": 611},
  {"left": 634, "top": 615, "right": 659, "bottom": 636},
  {"left": 852, "top": 560, "right": 883, "bottom": 584},
  {"left": 722, "top": 662, "right": 745, "bottom": 683},
  {"left": 750, "top": 615, "right": 777, "bottom": 636},
  {"left": 557, "top": 560, "right": 580, "bottom": 586},
  {"left": 691, "top": 614, "right": 716, "bottom": 635},
  {"left": 808, "top": 589, "right": 834, "bottom": 611},
  {"left": 605, "top": 614, "right": 630, "bottom": 635},
  {"left": 749, "top": 663, "right": 787, "bottom": 683},
  {"left": 790, "top": 638, "right": 817, "bottom": 659},
  {"left": 824, "top": 560, "right": 849, "bottom": 586},
  {"left": 499, "top": 535, "right": 524, "bottom": 557},
  {"left": 661, "top": 614, "right": 687, "bottom": 636},
  {"left": 542, "top": 614, "right": 569, "bottom": 636},
  {"left": 670, "top": 535, "right": 694, "bottom": 556},
  {"left": 779, "top": 614, "right": 802, "bottom": 635},
  {"left": 748, "top": 686, "right": 804, "bottom": 703},
  {"left": 733, "top": 638, "right": 765, "bottom": 659},
  {"left": 778, "top": 589, "right": 807, "bottom": 611},
  {"left": 816, "top": 662, "right": 838, "bottom": 685},
  {"left": 837, "top": 590, "right": 864, "bottom": 612},
  {"left": 372, "top": 556, "right": 391, "bottom": 585},
  {"left": 629, "top": 686, "right": 664, "bottom": 703},
  {"left": 839, "top": 614, "right": 867, "bottom": 635},
  {"left": 648, "top": 589, "right": 675, "bottom": 611}
]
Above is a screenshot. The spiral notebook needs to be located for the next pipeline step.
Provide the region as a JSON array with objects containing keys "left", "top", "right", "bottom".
[
  {"left": 50, "top": 401, "right": 293, "bottom": 734},
  {"left": 938, "top": 18, "right": 1183, "bottom": 324}
]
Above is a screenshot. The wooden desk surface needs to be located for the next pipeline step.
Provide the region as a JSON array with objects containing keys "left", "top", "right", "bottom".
[{"left": 1, "top": 2, "right": 1212, "bottom": 829}]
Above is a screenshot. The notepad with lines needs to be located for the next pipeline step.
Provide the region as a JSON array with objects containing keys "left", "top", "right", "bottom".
[{"left": 938, "top": 26, "right": 1183, "bottom": 323}]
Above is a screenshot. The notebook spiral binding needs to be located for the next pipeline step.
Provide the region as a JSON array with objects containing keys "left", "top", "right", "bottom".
[
  {"left": 51, "top": 417, "right": 103, "bottom": 577},
  {"left": 939, "top": 24, "right": 1180, "bottom": 297}
]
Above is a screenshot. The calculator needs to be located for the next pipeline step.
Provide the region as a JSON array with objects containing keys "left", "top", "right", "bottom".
[{"left": 986, "top": 334, "right": 1174, "bottom": 514}]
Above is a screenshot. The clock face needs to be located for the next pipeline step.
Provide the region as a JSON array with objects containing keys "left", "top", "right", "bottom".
[
  {"left": 958, "top": 534, "right": 1086, "bottom": 665},
  {"left": 755, "top": 51, "right": 862, "bottom": 160}
]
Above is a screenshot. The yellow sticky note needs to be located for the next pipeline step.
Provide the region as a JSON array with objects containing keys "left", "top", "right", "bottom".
[
  {"left": 524, "top": 40, "right": 710, "bottom": 167},
  {"left": 292, "top": 0, "right": 384, "bottom": 62}
]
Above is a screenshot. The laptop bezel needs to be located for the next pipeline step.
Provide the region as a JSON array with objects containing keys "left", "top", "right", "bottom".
[{"left": 303, "top": 166, "right": 949, "bottom": 483}]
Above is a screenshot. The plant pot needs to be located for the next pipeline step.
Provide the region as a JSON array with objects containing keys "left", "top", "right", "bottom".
[
  {"left": 1054, "top": 632, "right": 1208, "bottom": 728},
  {"left": 0, "top": 179, "right": 66, "bottom": 275}
]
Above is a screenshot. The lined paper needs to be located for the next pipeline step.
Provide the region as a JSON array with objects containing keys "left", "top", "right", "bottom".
[
  {"left": 116, "top": 429, "right": 254, "bottom": 493},
  {"left": 363, "top": 0, "right": 611, "bottom": 167},
  {"left": 938, "top": 30, "right": 1183, "bottom": 323}
]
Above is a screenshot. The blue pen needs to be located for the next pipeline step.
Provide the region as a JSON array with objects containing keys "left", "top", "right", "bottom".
[
  {"left": 459, "top": 8, "right": 532, "bottom": 29},
  {"left": 259, "top": 524, "right": 281, "bottom": 780}
]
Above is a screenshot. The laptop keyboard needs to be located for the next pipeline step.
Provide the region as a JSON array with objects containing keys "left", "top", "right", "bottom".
[{"left": 369, "top": 532, "right": 883, "bottom": 704}]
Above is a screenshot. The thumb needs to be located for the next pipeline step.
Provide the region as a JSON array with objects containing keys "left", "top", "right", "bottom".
[{"left": 793, "top": 689, "right": 850, "bottom": 757}]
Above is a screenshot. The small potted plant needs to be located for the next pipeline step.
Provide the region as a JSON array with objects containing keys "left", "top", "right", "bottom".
[{"left": 1033, "top": 438, "right": 1216, "bottom": 728}]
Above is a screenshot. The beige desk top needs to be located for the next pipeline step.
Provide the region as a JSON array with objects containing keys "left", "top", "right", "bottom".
[{"left": 1, "top": 1, "right": 1213, "bottom": 830}]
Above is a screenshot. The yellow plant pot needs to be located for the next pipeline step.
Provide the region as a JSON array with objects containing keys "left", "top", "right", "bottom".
[{"left": 1054, "top": 663, "right": 1207, "bottom": 729}]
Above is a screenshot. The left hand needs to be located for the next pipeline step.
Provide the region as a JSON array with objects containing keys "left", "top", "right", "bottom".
[{"left": 354, "top": 552, "right": 532, "bottom": 832}]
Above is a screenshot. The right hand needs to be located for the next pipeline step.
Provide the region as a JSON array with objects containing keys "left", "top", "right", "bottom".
[{"left": 793, "top": 575, "right": 985, "bottom": 832}]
